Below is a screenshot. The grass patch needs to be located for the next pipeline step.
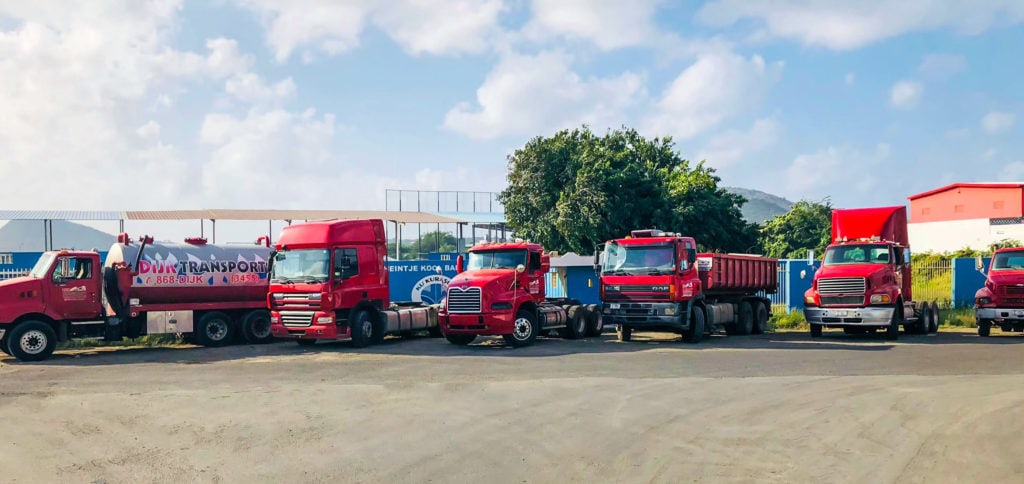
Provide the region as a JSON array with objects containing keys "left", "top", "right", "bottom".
[
  {"left": 770, "top": 309, "right": 808, "bottom": 331},
  {"left": 57, "top": 334, "right": 186, "bottom": 350},
  {"left": 938, "top": 307, "right": 976, "bottom": 328}
]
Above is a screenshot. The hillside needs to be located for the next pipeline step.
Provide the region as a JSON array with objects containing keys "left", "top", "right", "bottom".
[
  {"left": 0, "top": 220, "right": 116, "bottom": 252},
  {"left": 724, "top": 187, "right": 794, "bottom": 224}
]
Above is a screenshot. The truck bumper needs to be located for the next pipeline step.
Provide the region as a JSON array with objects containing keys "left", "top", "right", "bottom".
[
  {"left": 804, "top": 306, "right": 894, "bottom": 326},
  {"left": 976, "top": 307, "right": 1024, "bottom": 321},
  {"left": 271, "top": 322, "right": 349, "bottom": 341},
  {"left": 439, "top": 311, "right": 515, "bottom": 336},
  {"left": 602, "top": 302, "right": 686, "bottom": 329}
]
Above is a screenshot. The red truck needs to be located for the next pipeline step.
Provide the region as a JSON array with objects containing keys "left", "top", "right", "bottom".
[
  {"left": 437, "top": 240, "right": 601, "bottom": 347},
  {"left": 268, "top": 219, "right": 439, "bottom": 347},
  {"left": 0, "top": 234, "right": 275, "bottom": 362},
  {"left": 596, "top": 229, "right": 777, "bottom": 342},
  {"left": 974, "top": 248, "right": 1024, "bottom": 336},
  {"left": 803, "top": 206, "right": 940, "bottom": 339}
]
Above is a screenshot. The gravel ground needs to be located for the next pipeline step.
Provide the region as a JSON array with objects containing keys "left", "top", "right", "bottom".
[{"left": 2, "top": 329, "right": 1023, "bottom": 483}]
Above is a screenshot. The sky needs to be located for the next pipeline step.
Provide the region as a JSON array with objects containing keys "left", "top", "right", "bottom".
[{"left": 1, "top": 0, "right": 1023, "bottom": 242}]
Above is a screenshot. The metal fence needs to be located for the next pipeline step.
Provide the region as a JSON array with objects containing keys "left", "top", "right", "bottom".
[
  {"left": 0, "top": 268, "right": 29, "bottom": 280},
  {"left": 758, "top": 261, "right": 789, "bottom": 314},
  {"left": 911, "top": 260, "right": 953, "bottom": 308}
]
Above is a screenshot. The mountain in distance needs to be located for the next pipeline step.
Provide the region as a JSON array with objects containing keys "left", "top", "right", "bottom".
[
  {"left": 723, "top": 187, "right": 795, "bottom": 225},
  {"left": 0, "top": 220, "right": 116, "bottom": 252}
]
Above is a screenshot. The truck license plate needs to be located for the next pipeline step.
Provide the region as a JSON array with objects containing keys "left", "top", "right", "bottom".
[
  {"left": 829, "top": 310, "right": 850, "bottom": 317},
  {"left": 609, "top": 303, "right": 620, "bottom": 309}
]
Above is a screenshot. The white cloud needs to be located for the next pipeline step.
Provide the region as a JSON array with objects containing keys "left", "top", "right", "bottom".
[
  {"left": 697, "top": 0, "right": 1024, "bottom": 50},
  {"left": 890, "top": 80, "right": 923, "bottom": 109},
  {"left": 1000, "top": 161, "right": 1024, "bottom": 182},
  {"left": 523, "top": 0, "right": 668, "bottom": 50},
  {"left": 917, "top": 53, "right": 967, "bottom": 79},
  {"left": 234, "top": 0, "right": 507, "bottom": 60},
  {"left": 443, "top": 50, "right": 645, "bottom": 140},
  {"left": 697, "top": 117, "right": 781, "bottom": 168},
  {"left": 785, "top": 144, "right": 890, "bottom": 200},
  {"left": 136, "top": 121, "right": 161, "bottom": 140},
  {"left": 982, "top": 111, "right": 1016, "bottom": 134},
  {"left": 643, "top": 50, "right": 783, "bottom": 140},
  {"left": 845, "top": 73, "right": 855, "bottom": 85},
  {"left": 945, "top": 127, "right": 970, "bottom": 139},
  {"left": 225, "top": 73, "right": 297, "bottom": 104}
]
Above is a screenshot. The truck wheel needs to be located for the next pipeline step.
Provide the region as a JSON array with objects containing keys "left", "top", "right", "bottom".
[
  {"left": 584, "top": 305, "right": 604, "bottom": 337},
  {"left": 503, "top": 310, "right": 538, "bottom": 348},
  {"left": 885, "top": 308, "right": 901, "bottom": 341},
  {"left": 915, "top": 305, "right": 931, "bottom": 335},
  {"left": 810, "top": 324, "right": 822, "bottom": 337},
  {"left": 6, "top": 321, "right": 57, "bottom": 362},
  {"left": 350, "top": 310, "right": 373, "bottom": 348},
  {"left": 559, "top": 306, "right": 586, "bottom": 340},
  {"left": 369, "top": 312, "right": 385, "bottom": 345},
  {"left": 617, "top": 324, "right": 632, "bottom": 342},
  {"left": 240, "top": 310, "right": 274, "bottom": 344},
  {"left": 928, "top": 302, "right": 940, "bottom": 333},
  {"left": 445, "top": 334, "right": 476, "bottom": 345},
  {"left": 734, "top": 302, "right": 754, "bottom": 335},
  {"left": 977, "top": 319, "right": 991, "bottom": 337},
  {"left": 752, "top": 302, "right": 769, "bottom": 334},
  {"left": 196, "top": 312, "right": 233, "bottom": 347},
  {"left": 682, "top": 306, "right": 705, "bottom": 344}
]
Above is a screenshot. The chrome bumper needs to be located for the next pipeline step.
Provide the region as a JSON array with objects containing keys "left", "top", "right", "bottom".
[
  {"left": 976, "top": 307, "right": 1024, "bottom": 320},
  {"left": 804, "top": 307, "right": 895, "bottom": 326}
]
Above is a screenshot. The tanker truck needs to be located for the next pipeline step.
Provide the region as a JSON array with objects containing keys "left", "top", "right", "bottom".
[
  {"left": 802, "top": 206, "right": 940, "bottom": 340},
  {"left": 268, "top": 219, "right": 440, "bottom": 347},
  {"left": 0, "top": 234, "right": 275, "bottom": 362},
  {"left": 596, "top": 229, "right": 778, "bottom": 343}
]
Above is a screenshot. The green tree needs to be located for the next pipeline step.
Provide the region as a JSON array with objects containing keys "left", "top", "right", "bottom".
[
  {"left": 758, "top": 200, "right": 833, "bottom": 259},
  {"left": 499, "top": 125, "right": 755, "bottom": 254}
]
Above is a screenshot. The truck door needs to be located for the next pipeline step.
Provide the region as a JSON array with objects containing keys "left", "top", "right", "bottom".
[{"left": 48, "top": 255, "right": 102, "bottom": 319}]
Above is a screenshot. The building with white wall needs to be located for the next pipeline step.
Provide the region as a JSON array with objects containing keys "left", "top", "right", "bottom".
[{"left": 908, "top": 183, "right": 1024, "bottom": 253}]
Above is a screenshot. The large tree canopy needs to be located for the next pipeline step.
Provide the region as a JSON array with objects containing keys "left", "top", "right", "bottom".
[
  {"left": 499, "top": 126, "right": 757, "bottom": 254},
  {"left": 758, "top": 200, "right": 833, "bottom": 259}
]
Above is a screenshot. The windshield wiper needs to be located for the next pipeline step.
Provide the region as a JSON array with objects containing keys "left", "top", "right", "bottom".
[
  {"left": 272, "top": 277, "right": 294, "bottom": 284},
  {"left": 602, "top": 269, "right": 627, "bottom": 275}
]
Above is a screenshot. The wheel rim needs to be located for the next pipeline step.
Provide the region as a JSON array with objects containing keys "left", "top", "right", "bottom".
[
  {"left": 251, "top": 318, "right": 272, "bottom": 339},
  {"left": 362, "top": 319, "right": 373, "bottom": 339},
  {"left": 19, "top": 329, "right": 47, "bottom": 355},
  {"left": 207, "top": 319, "right": 228, "bottom": 341},
  {"left": 513, "top": 317, "right": 532, "bottom": 340}
]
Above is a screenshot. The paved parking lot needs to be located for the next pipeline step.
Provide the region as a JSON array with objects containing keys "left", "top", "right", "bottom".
[{"left": 3, "top": 330, "right": 1024, "bottom": 483}]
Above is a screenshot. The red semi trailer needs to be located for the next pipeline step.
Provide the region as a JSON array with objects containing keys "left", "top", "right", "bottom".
[
  {"left": 0, "top": 234, "right": 274, "bottom": 362},
  {"left": 597, "top": 229, "right": 778, "bottom": 343},
  {"left": 803, "top": 206, "right": 940, "bottom": 340}
]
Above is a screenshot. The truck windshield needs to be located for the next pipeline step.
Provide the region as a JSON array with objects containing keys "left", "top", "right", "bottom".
[
  {"left": 271, "top": 249, "right": 330, "bottom": 283},
  {"left": 467, "top": 250, "right": 526, "bottom": 270},
  {"left": 823, "top": 244, "right": 891, "bottom": 265},
  {"left": 602, "top": 243, "right": 676, "bottom": 275},
  {"left": 29, "top": 253, "right": 56, "bottom": 278},
  {"left": 991, "top": 251, "right": 1024, "bottom": 271}
]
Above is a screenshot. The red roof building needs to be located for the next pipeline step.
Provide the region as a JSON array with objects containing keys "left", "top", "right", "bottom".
[{"left": 907, "top": 183, "right": 1024, "bottom": 253}]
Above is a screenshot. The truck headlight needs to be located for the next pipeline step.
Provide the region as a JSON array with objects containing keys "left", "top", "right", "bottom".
[
  {"left": 317, "top": 316, "right": 334, "bottom": 324},
  {"left": 270, "top": 315, "right": 280, "bottom": 324},
  {"left": 869, "top": 294, "right": 891, "bottom": 304},
  {"left": 664, "top": 307, "right": 676, "bottom": 315},
  {"left": 977, "top": 297, "right": 991, "bottom": 305},
  {"left": 805, "top": 295, "right": 815, "bottom": 304}
]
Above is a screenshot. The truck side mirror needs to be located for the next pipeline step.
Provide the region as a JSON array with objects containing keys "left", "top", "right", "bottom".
[
  {"left": 687, "top": 249, "right": 697, "bottom": 265},
  {"left": 592, "top": 250, "right": 600, "bottom": 272},
  {"left": 807, "top": 249, "right": 816, "bottom": 268},
  {"left": 976, "top": 255, "right": 985, "bottom": 274},
  {"left": 516, "top": 264, "right": 526, "bottom": 274},
  {"left": 456, "top": 255, "right": 464, "bottom": 274}
]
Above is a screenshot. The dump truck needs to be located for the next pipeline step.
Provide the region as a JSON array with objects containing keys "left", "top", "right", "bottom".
[
  {"left": 803, "top": 206, "right": 940, "bottom": 339},
  {"left": 974, "top": 247, "right": 1024, "bottom": 336},
  {"left": 0, "top": 234, "right": 274, "bottom": 362},
  {"left": 437, "top": 240, "right": 600, "bottom": 347},
  {"left": 268, "top": 219, "right": 440, "bottom": 347},
  {"left": 596, "top": 229, "right": 778, "bottom": 342}
]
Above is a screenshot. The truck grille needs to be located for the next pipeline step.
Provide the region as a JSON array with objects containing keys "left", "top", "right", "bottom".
[
  {"left": 606, "top": 285, "right": 669, "bottom": 292},
  {"left": 818, "top": 278, "right": 866, "bottom": 296},
  {"left": 271, "top": 293, "right": 321, "bottom": 309},
  {"left": 447, "top": 287, "right": 481, "bottom": 313},
  {"left": 280, "top": 311, "right": 315, "bottom": 327},
  {"left": 820, "top": 296, "right": 864, "bottom": 305},
  {"left": 1005, "top": 286, "right": 1024, "bottom": 295}
]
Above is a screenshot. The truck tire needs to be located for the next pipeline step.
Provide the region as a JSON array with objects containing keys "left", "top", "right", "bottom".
[
  {"left": 584, "top": 305, "right": 604, "bottom": 337},
  {"left": 503, "top": 309, "right": 538, "bottom": 348},
  {"left": 6, "top": 321, "right": 57, "bottom": 362},
  {"left": 350, "top": 309, "right": 373, "bottom": 348},
  {"left": 196, "top": 312, "right": 233, "bottom": 347},
  {"left": 885, "top": 308, "right": 901, "bottom": 341},
  {"left": 682, "top": 306, "right": 705, "bottom": 344},
  {"left": 977, "top": 319, "right": 991, "bottom": 337},
  {"left": 734, "top": 301, "right": 754, "bottom": 335},
  {"left": 0, "top": 334, "right": 10, "bottom": 356},
  {"left": 915, "top": 305, "right": 931, "bottom": 335},
  {"left": 559, "top": 306, "right": 586, "bottom": 340},
  {"left": 369, "top": 311, "right": 386, "bottom": 345},
  {"left": 617, "top": 325, "right": 632, "bottom": 342},
  {"left": 240, "top": 310, "right": 274, "bottom": 344},
  {"left": 752, "top": 302, "right": 769, "bottom": 334},
  {"left": 810, "top": 324, "right": 822, "bottom": 337},
  {"left": 929, "top": 302, "right": 940, "bottom": 333},
  {"left": 445, "top": 334, "right": 476, "bottom": 345}
]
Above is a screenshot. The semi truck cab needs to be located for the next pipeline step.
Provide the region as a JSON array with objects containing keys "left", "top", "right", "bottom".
[{"left": 974, "top": 248, "right": 1024, "bottom": 336}]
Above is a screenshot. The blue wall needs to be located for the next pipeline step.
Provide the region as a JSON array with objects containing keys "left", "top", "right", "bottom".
[{"left": 952, "top": 257, "right": 989, "bottom": 308}]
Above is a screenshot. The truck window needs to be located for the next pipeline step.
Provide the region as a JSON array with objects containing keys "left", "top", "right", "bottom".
[
  {"left": 467, "top": 250, "right": 526, "bottom": 270},
  {"left": 824, "top": 244, "right": 891, "bottom": 266},
  {"left": 53, "top": 257, "right": 92, "bottom": 282},
  {"left": 529, "top": 251, "right": 541, "bottom": 272},
  {"left": 602, "top": 242, "right": 675, "bottom": 275},
  {"left": 992, "top": 251, "right": 1024, "bottom": 271},
  {"left": 334, "top": 248, "right": 359, "bottom": 280}
]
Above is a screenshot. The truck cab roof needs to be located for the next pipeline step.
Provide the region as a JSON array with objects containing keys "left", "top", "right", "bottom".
[
  {"left": 275, "top": 219, "right": 386, "bottom": 250},
  {"left": 468, "top": 241, "right": 543, "bottom": 252}
]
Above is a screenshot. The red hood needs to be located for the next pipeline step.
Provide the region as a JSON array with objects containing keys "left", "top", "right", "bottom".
[
  {"left": 0, "top": 277, "right": 45, "bottom": 323},
  {"left": 0, "top": 276, "right": 42, "bottom": 295},
  {"left": 987, "top": 270, "right": 1024, "bottom": 286},
  {"left": 448, "top": 269, "right": 517, "bottom": 289}
]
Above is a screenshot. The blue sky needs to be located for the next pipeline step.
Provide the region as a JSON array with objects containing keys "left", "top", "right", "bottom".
[{"left": 1, "top": 0, "right": 1023, "bottom": 225}]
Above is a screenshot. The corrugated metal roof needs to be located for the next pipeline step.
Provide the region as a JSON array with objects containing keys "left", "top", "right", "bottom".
[
  {"left": 0, "top": 210, "right": 124, "bottom": 220},
  {"left": 124, "top": 210, "right": 213, "bottom": 220}
]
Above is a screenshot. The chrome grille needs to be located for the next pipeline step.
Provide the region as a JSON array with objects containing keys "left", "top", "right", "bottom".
[
  {"left": 271, "top": 293, "right": 321, "bottom": 308},
  {"left": 817, "top": 277, "right": 866, "bottom": 295},
  {"left": 280, "top": 311, "right": 315, "bottom": 327},
  {"left": 447, "top": 287, "right": 482, "bottom": 313},
  {"left": 1005, "top": 286, "right": 1024, "bottom": 295}
]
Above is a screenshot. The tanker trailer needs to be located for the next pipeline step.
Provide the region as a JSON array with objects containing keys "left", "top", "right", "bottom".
[{"left": 0, "top": 234, "right": 274, "bottom": 362}]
